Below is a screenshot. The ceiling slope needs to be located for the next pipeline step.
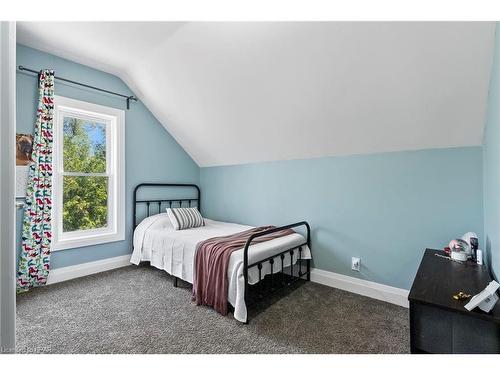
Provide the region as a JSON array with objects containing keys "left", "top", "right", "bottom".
[{"left": 17, "top": 22, "right": 495, "bottom": 167}]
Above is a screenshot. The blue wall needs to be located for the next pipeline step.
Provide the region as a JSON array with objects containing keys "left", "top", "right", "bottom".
[
  {"left": 483, "top": 23, "right": 500, "bottom": 280},
  {"left": 16, "top": 45, "right": 200, "bottom": 269},
  {"left": 201, "top": 147, "right": 483, "bottom": 290}
]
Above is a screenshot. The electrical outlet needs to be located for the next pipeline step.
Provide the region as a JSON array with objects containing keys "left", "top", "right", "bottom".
[{"left": 351, "top": 257, "right": 361, "bottom": 271}]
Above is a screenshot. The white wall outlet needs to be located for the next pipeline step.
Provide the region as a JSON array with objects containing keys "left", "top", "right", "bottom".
[{"left": 351, "top": 257, "right": 361, "bottom": 271}]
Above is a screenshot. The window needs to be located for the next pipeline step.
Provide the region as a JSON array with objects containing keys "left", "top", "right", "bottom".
[{"left": 52, "top": 96, "right": 125, "bottom": 250}]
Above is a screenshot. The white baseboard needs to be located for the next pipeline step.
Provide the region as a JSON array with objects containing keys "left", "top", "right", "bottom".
[
  {"left": 47, "top": 254, "right": 131, "bottom": 285},
  {"left": 310, "top": 268, "right": 409, "bottom": 308},
  {"left": 45, "top": 256, "right": 409, "bottom": 308}
]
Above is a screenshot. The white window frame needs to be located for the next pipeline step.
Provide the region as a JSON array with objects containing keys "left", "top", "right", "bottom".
[{"left": 52, "top": 96, "right": 125, "bottom": 251}]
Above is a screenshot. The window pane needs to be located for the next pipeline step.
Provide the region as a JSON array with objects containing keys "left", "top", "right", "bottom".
[
  {"left": 63, "top": 116, "right": 106, "bottom": 173},
  {"left": 63, "top": 176, "right": 108, "bottom": 232}
]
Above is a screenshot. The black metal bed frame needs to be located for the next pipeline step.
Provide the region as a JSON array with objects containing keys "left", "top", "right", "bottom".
[{"left": 133, "top": 183, "right": 311, "bottom": 323}]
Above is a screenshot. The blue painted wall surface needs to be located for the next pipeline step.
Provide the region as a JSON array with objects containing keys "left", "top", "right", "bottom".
[
  {"left": 201, "top": 147, "right": 483, "bottom": 290},
  {"left": 16, "top": 45, "right": 199, "bottom": 269},
  {"left": 483, "top": 23, "right": 500, "bottom": 280}
]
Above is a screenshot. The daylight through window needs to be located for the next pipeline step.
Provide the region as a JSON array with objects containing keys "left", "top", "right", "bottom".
[{"left": 52, "top": 96, "right": 125, "bottom": 250}]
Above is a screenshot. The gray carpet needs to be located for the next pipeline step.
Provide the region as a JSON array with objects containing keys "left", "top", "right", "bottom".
[{"left": 16, "top": 265, "right": 409, "bottom": 354}]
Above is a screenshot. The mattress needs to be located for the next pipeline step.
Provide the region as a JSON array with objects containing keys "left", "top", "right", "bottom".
[{"left": 130, "top": 213, "right": 312, "bottom": 322}]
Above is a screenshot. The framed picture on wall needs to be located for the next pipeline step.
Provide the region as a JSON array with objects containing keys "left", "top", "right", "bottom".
[{"left": 16, "top": 133, "right": 33, "bottom": 166}]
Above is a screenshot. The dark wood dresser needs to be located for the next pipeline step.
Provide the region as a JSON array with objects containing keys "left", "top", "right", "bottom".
[{"left": 408, "top": 249, "right": 500, "bottom": 353}]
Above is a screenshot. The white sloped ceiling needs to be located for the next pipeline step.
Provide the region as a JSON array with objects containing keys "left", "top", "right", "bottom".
[{"left": 17, "top": 22, "right": 495, "bottom": 167}]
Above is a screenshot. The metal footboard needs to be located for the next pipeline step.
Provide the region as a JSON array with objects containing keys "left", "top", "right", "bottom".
[{"left": 242, "top": 221, "right": 311, "bottom": 324}]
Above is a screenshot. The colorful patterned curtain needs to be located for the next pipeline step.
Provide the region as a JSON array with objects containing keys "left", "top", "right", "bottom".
[{"left": 17, "top": 70, "right": 55, "bottom": 293}]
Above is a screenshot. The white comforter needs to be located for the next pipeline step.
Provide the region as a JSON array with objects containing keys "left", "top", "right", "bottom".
[{"left": 130, "top": 213, "right": 311, "bottom": 322}]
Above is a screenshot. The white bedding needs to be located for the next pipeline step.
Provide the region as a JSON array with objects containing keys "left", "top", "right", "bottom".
[{"left": 130, "top": 213, "right": 311, "bottom": 322}]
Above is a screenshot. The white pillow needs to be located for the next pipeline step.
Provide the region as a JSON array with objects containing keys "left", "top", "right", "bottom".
[
  {"left": 166, "top": 207, "right": 205, "bottom": 230},
  {"left": 152, "top": 213, "right": 174, "bottom": 231}
]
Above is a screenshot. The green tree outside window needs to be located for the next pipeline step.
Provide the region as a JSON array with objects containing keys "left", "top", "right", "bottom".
[{"left": 62, "top": 117, "right": 108, "bottom": 232}]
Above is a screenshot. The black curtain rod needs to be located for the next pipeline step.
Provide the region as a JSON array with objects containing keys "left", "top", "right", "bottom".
[{"left": 17, "top": 65, "right": 138, "bottom": 110}]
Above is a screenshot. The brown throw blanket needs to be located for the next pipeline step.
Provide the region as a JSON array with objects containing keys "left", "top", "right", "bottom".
[{"left": 193, "top": 226, "right": 294, "bottom": 315}]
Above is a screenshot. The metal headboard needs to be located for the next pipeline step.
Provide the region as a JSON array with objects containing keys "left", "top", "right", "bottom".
[{"left": 133, "top": 183, "right": 201, "bottom": 228}]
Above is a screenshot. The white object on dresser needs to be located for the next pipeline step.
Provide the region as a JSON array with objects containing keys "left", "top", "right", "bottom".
[
  {"left": 464, "top": 280, "right": 500, "bottom": 313},
  {"left": 476, "top": 249, "right": 483, "bottom": 265}
]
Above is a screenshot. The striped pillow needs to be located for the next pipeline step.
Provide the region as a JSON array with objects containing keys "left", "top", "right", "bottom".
[{"left": 166, "top": 207, "right": 205, "bottom": 230}]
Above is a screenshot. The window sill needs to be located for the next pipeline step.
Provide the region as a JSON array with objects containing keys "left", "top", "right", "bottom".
[{"left": 52, "top": 232, "right": 125, "bottom": 251}]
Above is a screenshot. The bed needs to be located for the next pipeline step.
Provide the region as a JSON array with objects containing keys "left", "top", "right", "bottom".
[{"left": 131, "top": 183, "right": 312, "bottom": 323}]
